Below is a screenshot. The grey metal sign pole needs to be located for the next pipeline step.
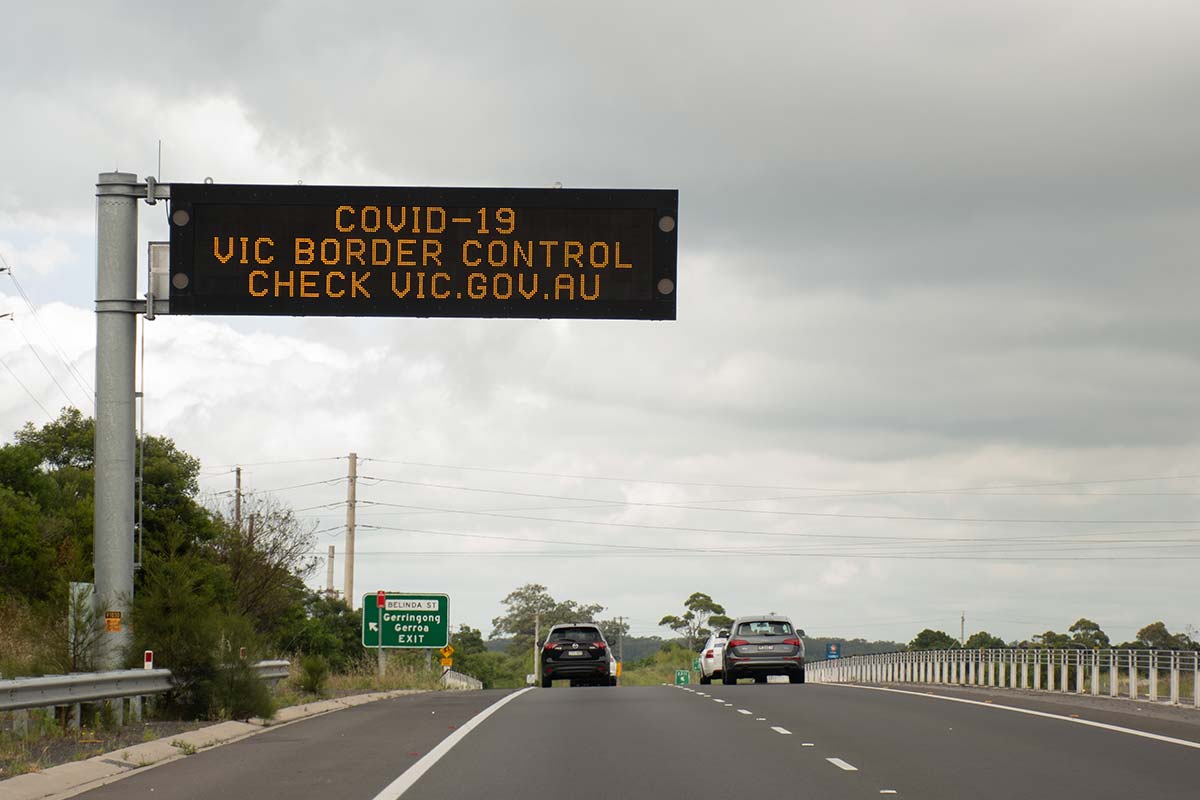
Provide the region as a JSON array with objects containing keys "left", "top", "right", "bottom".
[{"left": 94, "top": 172, "right": 141, "bottom": 668}]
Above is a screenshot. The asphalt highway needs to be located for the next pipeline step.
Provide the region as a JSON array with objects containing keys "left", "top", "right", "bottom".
[{"left": 72, "top": 683, "right": 1200, "bottom": 800}]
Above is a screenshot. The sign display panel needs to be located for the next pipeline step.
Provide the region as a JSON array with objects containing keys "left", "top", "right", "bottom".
[
  {"left": 361, "top": 592, "right": 449, "bottom": 649},
  {"left": 168, "top": 184, "right": 678, "bottom": 320}
]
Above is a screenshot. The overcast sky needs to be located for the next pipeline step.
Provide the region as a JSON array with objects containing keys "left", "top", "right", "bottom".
[{"left": 3, "top": 1, "right": 1199, "bottom": 646}]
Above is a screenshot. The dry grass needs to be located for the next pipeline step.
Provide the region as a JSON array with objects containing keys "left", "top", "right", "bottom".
[{"left": 272, "top": 657, "right": 442, "bottom": 708}]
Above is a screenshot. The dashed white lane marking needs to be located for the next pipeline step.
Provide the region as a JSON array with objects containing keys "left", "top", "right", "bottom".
[
  {"left": 771, "top": 726, "right": 792, "bottom": 735},
  {"left": 737, "top": 709, "right": 752, "bottom": 715},
  {"left": 755, "top": 717, "right": 766, "bottom": 721},
  {"left": 723, "top": 703, "right": 733, "bottom": 707},
  {"left": 370, "top": 688, "right": 532, "bottom": 799},
  {"left": 801, "top": 743, "right": 814, "bottom": 747},
  {"left": 879, "top": 791, "right": 898, "bottom": 795},
  {"left": 827, "top": 757, "right": 858, "bottom": 771},
  {"left": 823, "top": 683, "right": 1200, "bottom": 752},
  {"left": 712, "top": 698, "right": 724, "bottom": 703}
]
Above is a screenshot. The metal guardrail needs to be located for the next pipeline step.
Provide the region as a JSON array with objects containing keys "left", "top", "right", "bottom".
[
  {"left": 808, "top": 648, "right": 1200, "bottom": 708},
  {"left": 252, "top": 659, "right": 291, "bottom": 686},
  {"left": 0, "top": 660, "right": 291, "bottom": 716},
  {"left": 441, "top": 669, "right": 483, "bottom": 690},
  {"left": 0, "top": 669, "right": 173, "bottom": 713}
]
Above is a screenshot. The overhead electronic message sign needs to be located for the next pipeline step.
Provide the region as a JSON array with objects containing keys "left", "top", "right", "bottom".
[{"left": 167, "top": 184, "right": 678, "bottom": 320}]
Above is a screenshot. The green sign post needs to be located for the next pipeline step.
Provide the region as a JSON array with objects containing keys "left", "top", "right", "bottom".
[
  {"left": 361, "top": 593, "right": 449, "bottom": 649},
  {"left": 675, "top": 669, "right": 691, "bottom": 685}
]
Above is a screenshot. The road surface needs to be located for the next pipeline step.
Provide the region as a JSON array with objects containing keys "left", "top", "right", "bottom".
[{"left": 73, "top": 683, "right": 1200, "bottom": 799}]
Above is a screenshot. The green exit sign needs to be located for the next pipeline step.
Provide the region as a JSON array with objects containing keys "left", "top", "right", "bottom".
[
  {"left": 675, "top": 670, "right": 691, "bottom": 685},
  {"left": 361, "top": 592, "right": 449, "bottom": 649}
]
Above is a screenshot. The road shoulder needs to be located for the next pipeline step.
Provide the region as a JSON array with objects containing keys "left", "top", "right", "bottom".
[{"left": 0, "top": 689, "right": 428, "bottom": 800}]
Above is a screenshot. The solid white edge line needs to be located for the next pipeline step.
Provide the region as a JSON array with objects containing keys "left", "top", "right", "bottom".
[
  {"left": 821, "top": 683, "right": 1200, "bottom": 751},
  {"left": 370, "top": 688, "right": 533, "bottom": 799},
  {"left": 770, "top": 726, "right": 792, "bottom": 735},
  {"left": 827, "top": 757, "right": 858, "bottom": 771}
]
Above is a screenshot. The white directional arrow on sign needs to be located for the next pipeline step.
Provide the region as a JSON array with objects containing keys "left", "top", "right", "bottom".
[{"left": 368, "top": 622, "right": 379, "bottom": 632}]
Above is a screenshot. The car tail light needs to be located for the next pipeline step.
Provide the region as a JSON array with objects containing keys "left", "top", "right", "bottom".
[
  {"left": 705, "top": 649, "right": 714, "bottom": 658},
  {"left": 783, "top": 637, "right": 802, "bottom": 647},
  {"left": 543, "top": 643, "right": 558, "bottom": 650},
  {"left": 727, "top": 639, "right": 749, "bottom": 648},
  {"left": 593, "top": 641, "right": 606, "bottom": 650}
]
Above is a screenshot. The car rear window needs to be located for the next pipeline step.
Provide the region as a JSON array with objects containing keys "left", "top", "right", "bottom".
[
  {"left": 549, "top": 627, "right": 602, "bottom": 643},
  {"left": 737, "top": 620, "right": 793, "bottom": 636}
]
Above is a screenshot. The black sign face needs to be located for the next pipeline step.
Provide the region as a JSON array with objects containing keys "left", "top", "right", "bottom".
[{"left": 167, "top": 184, "right": 677, "bottom": 320}]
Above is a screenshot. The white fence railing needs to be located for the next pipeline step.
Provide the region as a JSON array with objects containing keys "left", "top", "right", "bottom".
[
  {"left": 441, "top": 669, "right": 483, "bottom": 690},
  {"left": 808, "top": 649, "right": 1200, "bottom": 708}
]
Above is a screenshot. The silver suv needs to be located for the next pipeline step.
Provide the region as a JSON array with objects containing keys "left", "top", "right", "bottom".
[{"left": 721, "top": 615, "right": 806, "bottom": 685}]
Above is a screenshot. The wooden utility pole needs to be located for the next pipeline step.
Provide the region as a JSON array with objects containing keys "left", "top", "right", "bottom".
[
  {"left": 325, "top": 545, "right": 335, "bottom": 598},
  {"left": 344, "top": 452, "right": 357, "bottom": 608},
  {"left": 234, "top": 466, "right": 242, "bottom": 530}
]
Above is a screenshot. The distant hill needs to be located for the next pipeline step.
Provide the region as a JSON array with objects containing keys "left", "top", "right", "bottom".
[{"left": 805, "top": 637, "right": 905, "bottom": 658}]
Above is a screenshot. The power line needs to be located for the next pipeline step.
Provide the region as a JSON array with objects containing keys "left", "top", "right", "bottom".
[
  {"left": 1, "top": 254, "right": 94, "bottom": 406},
  {"left": 303, "top": 548, "right": 1200, "bottom": 561},
  {"left": 204, "top": 456, "right": 345, "bottom": 469},
  {"left": 5, "top": 316, "right": 76, "bottom": 409},
  {"left": 356, "top": 500, "right": 1200, "bottom": 554},
  {"left": 0, "top": 350, "right": 53, "bottom": 420},
  {"left": 209, "top": 476, "right": 346, "bottom": 496},
  {"left": 357, "top": 477, "right": 1200, "bottom": 525},
  {"left": 359, "top": 457, "right": 1200, "bottom": 496}
]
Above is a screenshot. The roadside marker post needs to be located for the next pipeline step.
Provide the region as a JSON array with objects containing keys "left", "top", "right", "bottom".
[{"left": 377, "top": 589, "right": 386, "bottom": 677}]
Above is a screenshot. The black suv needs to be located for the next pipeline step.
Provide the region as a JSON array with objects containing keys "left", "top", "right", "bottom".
[{"left": 540, "top": 623, "right": 616, "bottom": 688}]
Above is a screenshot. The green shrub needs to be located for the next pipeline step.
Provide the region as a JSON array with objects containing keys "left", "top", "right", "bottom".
[
  {"left": 213, "top": 661, "right": 275, "bottom": 720},
  {"left": 297, "top": 655, "right": 330, "bottom": 695}
]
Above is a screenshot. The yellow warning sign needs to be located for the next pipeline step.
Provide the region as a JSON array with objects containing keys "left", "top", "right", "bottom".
[
  {"left": 440, "top": 657, "right": 453, "bottom": 667},
  {"left": 439, "top": 644, "right": 455, "bottom": 658}
]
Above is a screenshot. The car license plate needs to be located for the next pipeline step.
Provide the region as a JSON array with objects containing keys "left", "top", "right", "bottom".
[
  {"left": 758, "top": 645, "right": 775, "bottom": 651},
  {"left": 566, "top": 649, "right": 585, "bottom": 656}
]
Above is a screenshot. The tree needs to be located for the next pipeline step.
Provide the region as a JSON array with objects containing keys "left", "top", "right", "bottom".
[
  {"left": 451, "top": 625, "right": 488, "bottom": 656},
  {"left": 597, "top": 617, "right": 630, "bottom": 658},
  {"left": 15, "top": 407, "right": 94, "bottom": 470},
  {"left": 908, "top": 629, "right": 959, "bottom": 651},
  {"left": 274, "top": 590, "right": 363, "bottom": 671},
  {"left": 963, "top": 631, "right": 1006, "bottom": 649},
  {"left": 0, "top": 486, "right": 55, "bottom": 602},
  {"left": 1068, "top": 618, "right": 1110, "bottom": 649},
  {"left": 1131, "top": 621, "right": 1189, "bottom": 650},
  {"left": 658, "top": 592, "right": 727, "bottom": 651},
  {"left": 1032, "top": 630, "right": 1073, "bottom": 648},
  {"left": 210, "top": 495, "right": 319, "bottom": 639},
  {"left": 490, "top": 584, "right": 604, "bottom": 656},
  {"left": 128, "top": 543, "right": 252, "bottom": 718}
]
